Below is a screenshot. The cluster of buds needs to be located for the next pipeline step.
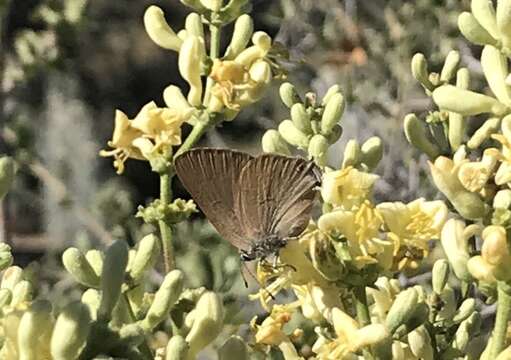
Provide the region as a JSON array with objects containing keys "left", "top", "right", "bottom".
[{"left": 262, "top": 83, "right": 345, "bottom": 167}]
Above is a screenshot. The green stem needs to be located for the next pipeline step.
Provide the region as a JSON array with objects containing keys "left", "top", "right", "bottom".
[
  {"left": 203, "top": 22, "right": 221, "bottom": 106},
  {"left": 173, "top": 120, "right": 211, "bottom": 159},
  {"left": 353, "top": 285, "right": 370, "bottom": 326},
  {"left": 490, "top": 282, "right": 511, "bottom": 358},
  {"left": 159, "top": 173, "right": 175, "bottom": 273}
]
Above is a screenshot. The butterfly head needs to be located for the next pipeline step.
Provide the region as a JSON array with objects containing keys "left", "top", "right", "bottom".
[{"left": 239, "top": 234, "right": 288, "bottom": 263}]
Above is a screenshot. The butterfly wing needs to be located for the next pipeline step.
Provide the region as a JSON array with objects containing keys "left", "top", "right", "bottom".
[
  {"left": 236, "top": 154, "right": 320, "bottom": 242},
  {"left": 175, "top": 148, "right": 254, "bottom": 251}
]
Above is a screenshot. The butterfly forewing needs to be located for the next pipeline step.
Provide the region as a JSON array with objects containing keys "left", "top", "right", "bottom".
[
  {"left": 236, "top": 154, "right": 320, "bottom": 242},
  {"left": 174, "top": 149, "right": 254, "bottom": 251}
]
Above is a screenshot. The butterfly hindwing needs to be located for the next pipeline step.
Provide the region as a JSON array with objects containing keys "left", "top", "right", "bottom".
[{"left": 175, "top": 148, "right": 254, "bottom": 251}]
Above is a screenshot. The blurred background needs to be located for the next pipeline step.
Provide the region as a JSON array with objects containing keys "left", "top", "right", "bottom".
[{"left": 0, "top": 0, "right": 476, "bottom": 303}]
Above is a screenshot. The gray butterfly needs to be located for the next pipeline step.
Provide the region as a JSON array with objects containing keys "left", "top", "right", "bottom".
[{"left": 174, "top": 148, "right": 320, "bottom": 262}]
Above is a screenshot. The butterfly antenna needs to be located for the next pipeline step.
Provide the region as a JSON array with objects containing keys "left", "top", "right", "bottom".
[{"left": 241, "top": 261, "right": 276, "bottom": 300}]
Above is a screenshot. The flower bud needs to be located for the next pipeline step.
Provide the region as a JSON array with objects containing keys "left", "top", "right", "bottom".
[
  {"left": 185, "top": 13, "right": 204, "bottom": 38},
  {"left": 0, "top": 243, "right": 13, "bottom": 271},
  {"left": 361, "top": 136, "right": 383, "bottom": 170},
  {"left": 179, "top": 36, "right": 204, "bottom": 106},
  {"left": 411, "top": 53, "right": 434, "bottom": 91},
  {"left": 18, "top": 300, "right": 54, "bottom": 360},
  {"left": 437, "top": 286, "right": 457, "bottom": 321},
  {"left": 51, "top": 302, "right": 91, "bottom": 360},
  {"left": 279, "top": 82, "right": 301, "bottom": 108},
  {"left": 320, "top": 92, "right": 345, "bottom": 134},
  {"left": 218, "top": 336, "right": 248, "bottom": 360},
  {"left": 403, "top": 114, "right": 440, "bottom": 158},
  {"left": 11, "top": 281, "right": 33, "bottom": 307},
  {"left": 81, "top": 289, "right": 100, "bottom": 320},
  {"left": 262, "top": 130, "right": 291, "bottom": 155},
  {"left": 200, "top": 0, "right": 222, "bottom": 11},
  {"left": 130, "top": 234, "right": 159, "bottom": 282},
  {"left": 308, "top": 134, "right": 329, "bottom": 167},
  {"left": 432, "top": 85, "right": 507, "bottom": 116},
  {"left": 342, "top": 139, "right": 361, "bottom": 168},
  {"left": 495, "top": 189, "right": 511, "bottom": 209},
  {"left": 144, "top": 6, "right": 183, "bottom": 51},
  {"left": 98, "top": 240, "right": 129, "bottom": 321},
  {"left": 471, "top": 0, "right": 500, "bottom": 39},
  {"left": 408, "top": 326, "right": 433, "bottom": 360},
  {"left": 278, "top": 120, "right": 310, "bottom": 149},
  {"left": 453, "top": 312, "right": 481, "bottom": 352},
  {"left": 1, "top": 266, "right": 23, "bottom": 292},
  {"left": 467, "top": 255, "right": 497, "bottom": 282},
  {"left": 458, "top": 11, "right": 499, "bottom": 46},
  {"left": 498, "top": 0, "right": 511, "bottom": 47},
  {"left": 248, "top": 60, "right": 271, "bottom": 84},
  {"left": 166, "top": 335, "right": 189, "bottom": 360},
  {"left": 118, "top": 323, "right": 145, "bottom": 347},
  {"left": 467, "top": 117, "right": 501, "bottom": 149},
  {"left": 452, "top": 298, "right": 476, "bottom": 324},
  {"left": 325, "top": 124, "right": 343, "bottom": 144},
  {"left": 291, "top": 103, "right": 312, "bottom": 134},
  {"left": 225, "top": 15, "right": 253, "bottom": 59},
  {"left": 441, "top": 219, "right": 473, "bottom": 282},
  {"left": 321, "top": 85, "right": 341, "bottom": 105},
  {"left": 142, "top": 270, "right": 183, "bottom": 331},
  {"left": 0, "top": 156, "right": 15, "bottom": 200},
  {"left": 432, "top": 259, "right": 449, "bottom": 294},
  {"left": 62, "top": 248, "right": 101, "bottom": 288},
  {"left": 185, "top": 291, "right": 224, "bottom": 358},
  {"left": 0, "top": 288, "right": 12, "bottom": 307},
  {"left": 482, "top": 45, "right": 511, "bottom": 105},
  {"left": 235, "top": 32, "right": 271, "bottom": 66},
  {"left": 385, "top": 288, "right": 419, "bottom": 334},
  {"left": 440, "top": 50, "right": 461, "bottom": 83}
]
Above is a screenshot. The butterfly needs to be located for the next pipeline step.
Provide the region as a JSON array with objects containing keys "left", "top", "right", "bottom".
[{"left": 174, "top": 148, "right": 321, "bottom": 262}]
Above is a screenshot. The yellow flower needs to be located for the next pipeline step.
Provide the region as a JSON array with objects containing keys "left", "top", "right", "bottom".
[
  {"left": 321, "top": 167, "right": 379, "bottom": 210},
  {"left": 492, "top": 132, "right": 511, "bottom": 185},
  {"left": 292, "top": 283, "right": 344, "bottom": 323},
  {"left": 252, "top": 304, "right": 296, "bottom": 346},
  {"left": 318, "top": 201, "right": 392, "bottom": 269},
  {"left": 100, "top": 101, "right": 192, "bottom": 174},
  {"left": 457, "top": 148, "right": 499, "bottom": 192},
  {"left": 377, "top": 199, "right": 447, "bottom": 271},
  {"left": 312, "top": 307, "right": 389, "bottom": 360},
  {"left": 367, "top": 277, "right": 401, "bottom": 323}
]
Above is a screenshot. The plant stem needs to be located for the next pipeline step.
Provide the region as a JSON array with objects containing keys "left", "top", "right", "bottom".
[
  {"left": 490, "top": 282, "right": 511, "bottom": 358},
  {"left": 159, "top": 173, "right": 175, "bottom": 273},
  {"left": 353, "top": 285, "right": 370, "bottom": 326},
  {"left": 173, "top": 120, "right": 211, "bottom": 159},
  {"left": 122, "top": 293, "right": 153, "bottom": 360},
  {"left": 203, "top": 22, "right": 221, "bottom": 106}
]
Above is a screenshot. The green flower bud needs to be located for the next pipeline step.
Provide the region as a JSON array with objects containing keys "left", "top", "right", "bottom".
[
  {"left": 200, "top": 0, "right": 222, "bottom": 11},
  {"left": 11, "top": 281, "right": 33, "bottom": 307},
  {"left": 1, "top": 266, "right": 23, "bottom": 292},
  {"left": 448, "top": 68, "right": 470, "bottom": 150},
  {"left": 321, "top": 85, "right": 341, "bottom": 105},
  {"left": 81, "top": 289, "right": 100, "bottom": 320},
  {"left": 51, "top": 302, "right": 91, "bottom": 360},
  {"left": 225, "top": 14, "right": 253, "bottom": 59},
  {"left": 385, "top": 288, "right": 419, "bottom": 334},
  {"left": 179, "top": 36, "right": 205, "bottom": 107},
  {"left": 432, "top": 85, "right": 507, "bottom": 116},
  {"left": 144, "top": 6, "right": 183, "bottom": 51},
  {"left": 262, "top": 129, "right": 292, "bottom": 155},
  {"left": 279, "top": 82, "right": 301, "bottom": 108},
  {"left": 218, "top": 336, "right": 248, "bottom": 360},
  {"left": 472, "top": 0, "right": 500, "bottom": 39},
  {"left": 411, "top": 53, "right": 434, "bottom": 91},
  {"left": 130, "top": 234, "right": 159, "bottom": 282},
  {"left": 18, "top": 300, "right": 54, "bottom": 360},
  {"left": 458, "top": 12, "right": 499, "bottom": 46},
  {"left": 432, "top": 260, "right": 449, "bottom": 294},
  {"left": 440, "top": 50, "right": 461, "bottom": 83},
  {"left": 437, "top": 286, "right": 457, "bottom": 321},
  {"left": 407, "top": 326, "right": 433, "bottom": 360},
  {"left": 494, "top": 189, "right": 511, "bottom": 209},
  {"left": 166, "top": 335, "right": 189, "bottom": 360},
  {"left": 85, "top": 250, "right": 103, "bottom": 277},
  {"left": 457, "top": 68, "right": 471, "bottom": 89},
  {"left": 453, "top": 312, "right": 481, "bottom": 352},
  {"left": 452, "top": 298, "right": 476, "bottom": 324},
  {"left": 118, "top": 323, "right": 145, "bottom": 347},
  {"left": 291, "top": 103, "right": 312, "bottom": 134},
  {"left": 98, "top": 240, "right": 129, "bottom": 321},
  {"left": 62, "top": 248, "right": 101, "bottom": 288},
  {"left": 467, "top": 117, "right": 501, "bottom": 149},
  {"left": 0, "top": 156, "right": 15, "bottom": 200},
  {"left": 0, "top": 243, "right": 13, "bottom": 271},
  {"left": 342, "top": 139, "right": 361, "bottom": 168},
  {"left": 325, "top": 124, "right": 343, "bottom": 144},
  {"left": 278, "top": 120, "right": 310, "bottom": 149},
  {"left": 320, "top": 93, "right": 345, "bottom": 134},
  {"left": 481, "top": 45, "right": 511, "bottom": 105},
  {"left": 394, "top": 302, "right": 429, "bottom": 338},
  {"left": 185, "top": 291, "right": 224, "bottom": 358},
  {"left": 142, "top": 270, "right": 183, "bottom": 331},
  {"left": 497, "top": 0, "right": 511, "bottom": 47},
  {"left": 185, "top": 13, "right": 204, "bottom": 38},
  {"left": 361, "top": 136, "right": 383, "bottom": 170},
  {"left": 308, "top": 134, "right": 329, "bottom": 167},
  {"left": 403, "top": 114, "right": 440, "bottom": 158},
  {"left": 0, "top": 288, "right": 12, "bottom": 308}
]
